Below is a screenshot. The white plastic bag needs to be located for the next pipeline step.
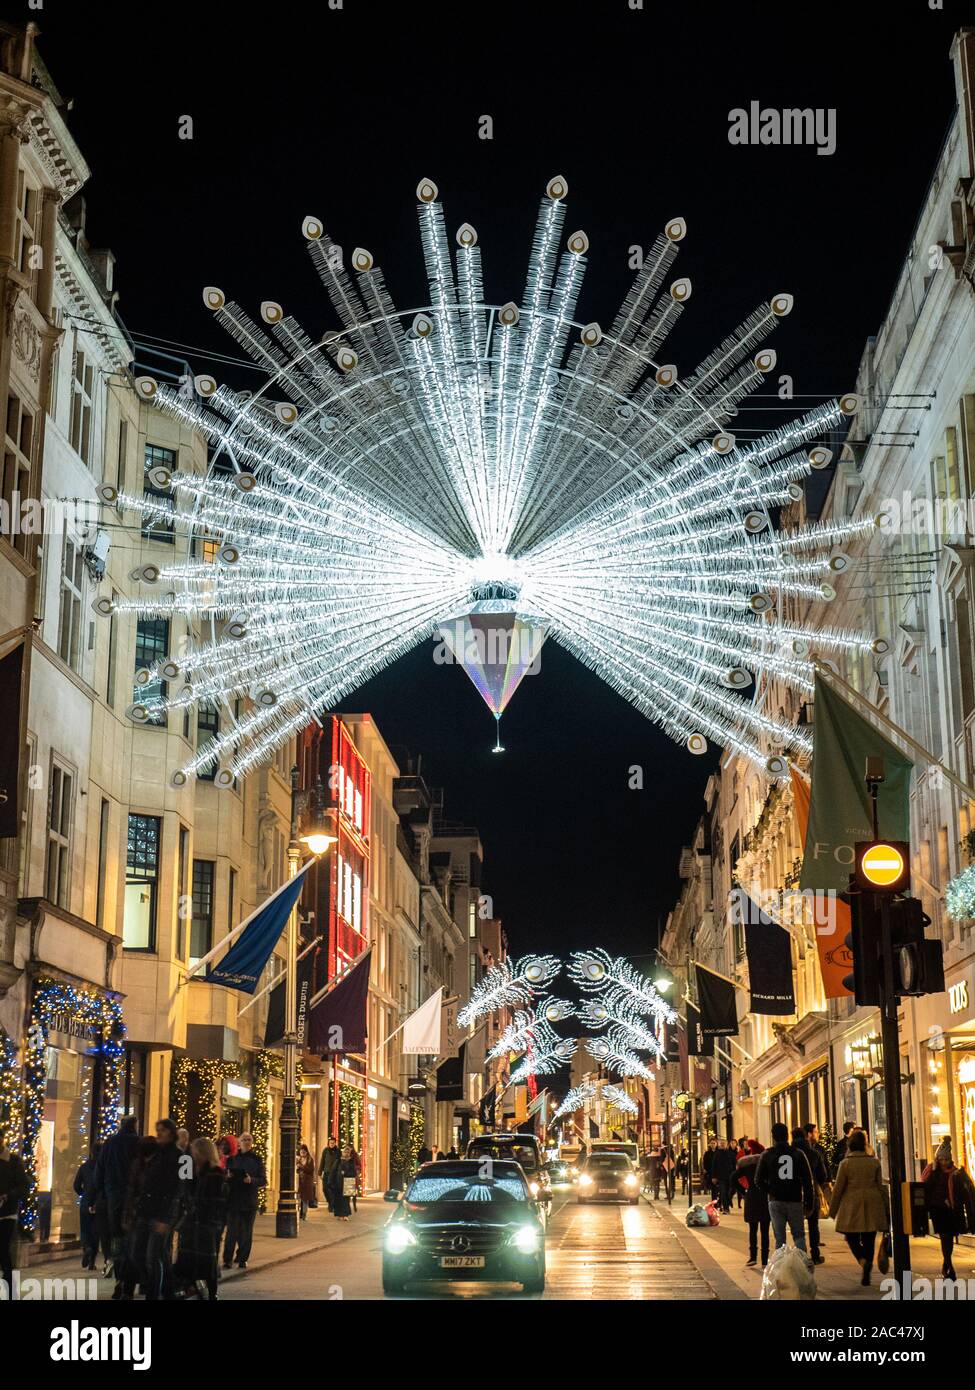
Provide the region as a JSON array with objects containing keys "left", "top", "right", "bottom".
[{"left": 759, "top": 1244, "right": 817, "bottom": 1301}]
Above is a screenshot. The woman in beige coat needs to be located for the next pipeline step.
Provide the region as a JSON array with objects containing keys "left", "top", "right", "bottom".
[{"left": 827, "top": 1130, "right": 890, "bottom": 1286}]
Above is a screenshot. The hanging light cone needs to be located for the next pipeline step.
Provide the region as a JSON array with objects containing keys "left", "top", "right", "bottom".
[{"left": 440, "top": 610, "right": 547, "bottom": 723}]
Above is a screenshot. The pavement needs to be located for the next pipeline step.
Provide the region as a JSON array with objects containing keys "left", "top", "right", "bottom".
[
  {"left": 649, "top": 1189, "right": 975, "bottom": 1299},
  {"left": 16, "top": 1197, "right": 389, "bottom": 1297}
]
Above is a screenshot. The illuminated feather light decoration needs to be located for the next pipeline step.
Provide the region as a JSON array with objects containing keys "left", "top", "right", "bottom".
[
  {"left": 97, "top": 177, "right": 884, "bottom": 781},
  {"left": 602, "top": 1084, "right": 639, "bottom": 1116},
  {"left": 569, "top": 950, "right": 678, "bottom": 1025},
  {"left": 552, "top": 1081, "right": 597, "bottom": 1122},
  {"left": 456, "top": 954, "right": 561, "bottom": 1027},
  {"left": 579, "top": 996, "right": 667, "bottom": 1063}
]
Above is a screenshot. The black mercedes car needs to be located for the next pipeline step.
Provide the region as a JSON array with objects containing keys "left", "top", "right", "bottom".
[{"left": 382, "top": 1159, "right": 546, "bottom": 1294}]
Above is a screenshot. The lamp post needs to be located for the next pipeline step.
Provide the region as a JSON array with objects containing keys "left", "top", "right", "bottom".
[{"left": 276, "top": 768, "right": 335, "bottom": 1239}]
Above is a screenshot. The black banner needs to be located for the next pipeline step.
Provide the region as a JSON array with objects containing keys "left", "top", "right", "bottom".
[
  {"left": 435, "top": 1041, "right": 466, "bottom": 1101},
  {"left": 742, "top": 892, "right": 796, "bottom": 1015},
  {"left": 264, "top": 947, "right": 316, "bottom": 1048},
  {"left": 478, "top": 1084, "right": 496, "bottom": 1127},
  {"left": 686, "top": 998, "right": 714, "bottom": 1056},
  {"left": 696, "top": 963, "right": 738, "bottom": 1036},
  {"left": 0, "top": 642, "right": 23, "bottom": 838}
]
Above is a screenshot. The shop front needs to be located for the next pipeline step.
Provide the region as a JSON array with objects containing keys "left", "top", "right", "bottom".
[{"left": 21, "top": 975, "right": 125, "bottom": 1249}]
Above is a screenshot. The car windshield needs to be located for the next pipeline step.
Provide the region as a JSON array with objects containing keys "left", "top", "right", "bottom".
[
  {"left": 467, "top": 1141, "right": 539, "bottom": 1173},
  {"left": 405, "top": 1169, "right": 529, "bottom": 1205},
  {"left": 584, "top": 1153, "right": 632, "bottom": 1171}
]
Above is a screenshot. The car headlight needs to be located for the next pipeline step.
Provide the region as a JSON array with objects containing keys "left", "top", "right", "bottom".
[
  {"left": 385, "top": 1226, "right": 417, "bottom": 1253},
  {"left": 624, "top": 1173, "right": 638, "bottom": 1187},
  {"left": 528, "top": 1180, "right": 540, "bottom": 1196},
  {"left": 578, "top": 1172, "right": 593, "bottom": 1187},
  {"left": 509, "top": 1225, "right": 540, "bottom": 1254}
]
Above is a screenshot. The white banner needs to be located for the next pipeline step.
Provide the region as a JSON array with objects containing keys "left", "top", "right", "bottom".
[{"left": 400, "top": 988, "right": 444, "bottom": 1055}]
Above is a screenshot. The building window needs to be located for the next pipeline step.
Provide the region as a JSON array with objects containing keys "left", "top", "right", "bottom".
[
  {"left": 134, "top": 617, "right": 169, "bottom": 725},
  {"left": 15, "top": 167, "right": 40, "bottom": 293},
  {"left": 69, "top": 340, "right": 95, "bottom": 466},
  {"left": 176, "top": 825, "right": 189, "bottom": 961},
  {"left": 197, "top": 701, "right": 219, "bottom": 779},
  {"left": 57, "top": 535, "right": 85, "bottom": 671},
  {"left": 190, "top": 860, "right": 215, "bottom": 965},
  {"left": 45, "top": 762, "right": 74, "bottom": 908},
  {"left": 96, "top": 798, "right": 110, "bottom": 929},
  {"left": 3, "top": 393, "right": 34, "bottom": 558},
  {"left": 116, "top": 419, "right": 128, "bottom": 493},
  {"left": 122, "top": 1046, "right": 148, "bottom": 1133},
  {"left": 141, "top": 443, "right": 176, "bottom": 542},
  {"left": 106, "top": 590, "right": 119, "bottom": 707},
  {"left": 124, "top": 813, "right": 160, "bottom": 951}
]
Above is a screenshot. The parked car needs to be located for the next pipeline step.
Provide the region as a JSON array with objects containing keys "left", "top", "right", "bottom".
[
  {"left": 576, "top": 1151, "right": 641, "bottom": 1205},
  {"left": 382, "top": 1160, "right": 546, "bottom": 1294}
]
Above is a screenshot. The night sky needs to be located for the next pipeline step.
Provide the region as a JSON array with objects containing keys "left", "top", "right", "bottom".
[{"left": 14, "top": 0, "right": 970, "bottom": 958}]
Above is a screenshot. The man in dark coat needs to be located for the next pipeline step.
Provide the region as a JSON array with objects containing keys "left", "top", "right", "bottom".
[
  {"left": 93, "top": 1115, "right": 139, "bottom": 1275},
  {"left": 223, "top": 1132, "right": 267, "bottom": 1269},
  {"left": 711, "top": 1139, "right": 737, "bottom": 1213},
  {"left": 755, "top": 1122, "right": 814, "bottom": 1253},
  {"left": 128, "top": 1118, "right": 185, "bottom": 1299},
  {"left": 830, "top": 1122, "right": 856, "bottom": 1178},
  {"left": 793, "top": 1128, "right": 828, "bottom": 1264},
  {"left": 319, "top": 1135, "right": 341, "bottom": 1211},
  {"left": 0, "top": 1143, "right": 28, "bottom": 1298}
]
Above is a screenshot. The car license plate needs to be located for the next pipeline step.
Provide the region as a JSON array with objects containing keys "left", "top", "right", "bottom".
[
  {"left": 598, "top": 1188, "right": 617, "bottom": 1195},
  {"left": 440, "top": 1255, "right": 485, "bottom": 1268}
]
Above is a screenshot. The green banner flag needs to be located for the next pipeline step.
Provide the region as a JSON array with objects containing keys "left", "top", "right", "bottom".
[{"left": 799, "top": 673, "right": 913, "bottom": 893}]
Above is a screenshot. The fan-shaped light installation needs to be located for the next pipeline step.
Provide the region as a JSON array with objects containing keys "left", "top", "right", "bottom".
[
  {"left": 579, "top": 996, "right": 667, "bottom": 1063},
  {"left": 456, "top": 954, "right": 561, "bottom": 1027},
  {"left": 585, "top": 1031, "right": 655, "bottom": 1081},
  {"left": 101, "top": 178, "right": 877, "bottom": 777}
]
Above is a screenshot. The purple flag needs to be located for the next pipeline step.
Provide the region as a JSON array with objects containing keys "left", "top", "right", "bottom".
[{"left": 307, "top": 947, "right": 372, "bottom": 1055}]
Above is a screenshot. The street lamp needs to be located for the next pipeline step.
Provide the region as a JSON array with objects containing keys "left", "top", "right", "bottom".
[{"left": 276, "top": 768, "right": 336, "bottom": 1239}]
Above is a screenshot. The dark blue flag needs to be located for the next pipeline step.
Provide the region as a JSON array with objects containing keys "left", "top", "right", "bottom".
[{"left": 206, "top": 864, "right": 312, "bottom": 993}]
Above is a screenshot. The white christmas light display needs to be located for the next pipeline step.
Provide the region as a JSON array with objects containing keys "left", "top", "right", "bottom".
[
  {"left": 96, "top": 178, "right": 882, "bottom": 781},
  {"left": 569, "top": 950, "right": 678, "bottom": 1026},
  {"left": 506, "top": 1029, "right": 577, "bottom": 1089},
  {"left": 579, "top": 997, "right": 666, "bottom": 1063},
  {"left": 602, "top": 1084, "right": 639, "bottom": 1116},
  {"left": 552, "top": 1082, "right": 597, "bottom": 1122},
  {"left": 585, "top": 1031, "right": 655, "bottom": 1081},
  {"left": 456, "top": 953, "right": 561, "bottom": 1027}
]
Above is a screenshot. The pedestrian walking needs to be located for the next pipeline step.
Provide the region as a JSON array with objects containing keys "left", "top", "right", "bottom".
[
  {"left": 712, "top": 1138, "right": 736, "bottom": 1214},
  {"left": 735, "top": 1139, "right": 770, "bottom": 1267},
  {"left": 117, "top": 1135, "right": 157, "bottom": 1299},
  {"left": 328, "top": 1144, "right": 358, "bottom": 1220},
  {"left": 676, "top": 1147, "right": 689, "bottom": 1195},
  {"left": 319, "top": 1135, "right": 341, "bottom": 1210},
  {"left": 647, "top": 1146, "right": 660, "bottom": 1198},
  {"left": 174, "top": 1138, "right": 228, "bottom": 1300},
  {"left": 793, "top": 1126, "right": 829, "bottom": 1264},
  {"left": 921, "top": 1137, "right": 975, "bottom": 1280},
  {"left": 0, "top": 1139, "right": 28, "bottom": 1300},
  {"left": 93, "top": 1114, "right": 139, "bottom": 1281},
  {"left": 297, "top": 1143, "right": 317, "bottom": 1220},
  {"left": 754, "top": 1121, "right": 814, "bottom": 1253},
  {"left": 348, "top": 1144, "right": 362, "bottom": 1208},
  {"left": 125, "top": 1119, "right": 184, "bottom": 1300},
  {"left": 702, "top": 1138, "right": 717, "bottom": 1201},
  {"left": 223, "top": 1132, "right": 267, "bottom": 1269},
  {"left": 73, "top": 1141, "right": 102, "bottom": 1270},
  {"left": 830, "top": 1121, "right": 856, "bottom": 1178},
  {"left": 217, "top": 1134, "right": 238, "bottom": 1169},
  {"left": 828, "top": 1128, "right": 889, "bottom": 1286}
]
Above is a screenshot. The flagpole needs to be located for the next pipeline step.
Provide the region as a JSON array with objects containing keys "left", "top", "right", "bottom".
[{"left": 813, "top": 660, "right": 975, "bottom": 803}]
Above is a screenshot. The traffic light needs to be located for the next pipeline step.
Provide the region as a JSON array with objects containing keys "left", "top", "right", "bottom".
[
  {"left": 842, "top": 891, "right": 883, "bottom": 1005},
  {"left": 890, "top": 897, "right": 944, "bottom": 997}
]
